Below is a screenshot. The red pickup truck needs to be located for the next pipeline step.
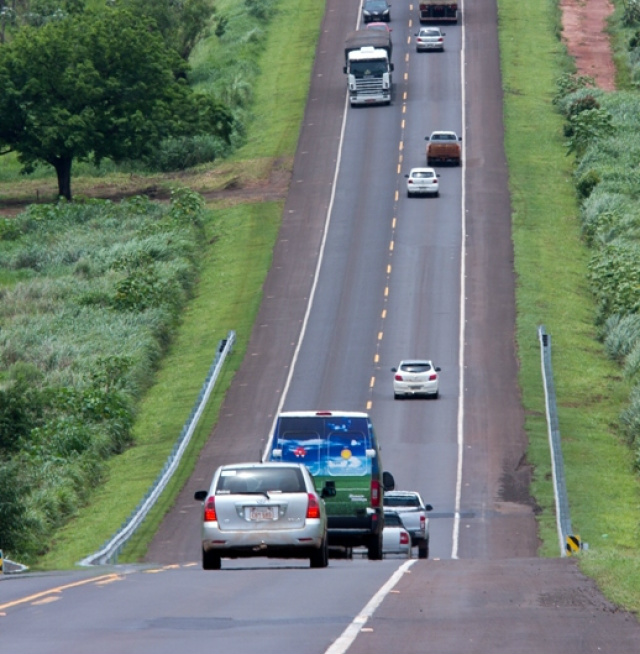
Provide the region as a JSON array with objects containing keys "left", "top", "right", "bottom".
[{"left": 425, "top": 130, "right": 462, "bottom": 166}]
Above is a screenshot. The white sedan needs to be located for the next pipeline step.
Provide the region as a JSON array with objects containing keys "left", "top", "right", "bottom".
[
  {"left": 391, "top": 359, "right": 441, "bottom": 399},
  {"left": 415, "top": 27, "right": 446, "bottom": 52},
  {"left": 382, "top": 511, "right": 412, "bottom": 558},
  {"left": 405, "top": 167, "right": 440, "bottom": 197}
]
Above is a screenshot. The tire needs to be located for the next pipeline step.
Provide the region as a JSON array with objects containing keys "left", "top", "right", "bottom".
[
  {"left": 432, "top": 390, "right": 439, "bottom": 399},
  {"left": 407, "top": 191, "right": 412, "bottom": 198},
  {"left": 427, "top": 158, "right": 433, "bottom": 166},
  {"left": 418, "top": 539, "right": 429, "bottom": 559},
  {"left": 394, "top": 392, "right": 402, "bottom": 400},
  {"left": 310, "top": 538, "right": 329, "bottom": 568},
  {"left": 367, "top": 533, "right": 383, "bottom": 561},
  {"left": 202, "top": 548, "right": 221, "bottom": 570},
  {"left": 434, "top": 191, "right": 439, "bottom": 198}
]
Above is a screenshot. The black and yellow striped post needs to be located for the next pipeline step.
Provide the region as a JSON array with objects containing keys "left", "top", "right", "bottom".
[{"left": 565, "top": 535, "right": 581, "bottom": 556}]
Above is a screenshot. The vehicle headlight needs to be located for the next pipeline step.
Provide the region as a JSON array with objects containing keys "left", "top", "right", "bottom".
[{"left": 363, "top": 10, "right": 371, "bottom": 15}]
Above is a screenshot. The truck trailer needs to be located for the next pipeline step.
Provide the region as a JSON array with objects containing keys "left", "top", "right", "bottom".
[{"left": 418, "top": 0, "right": 458, "bottom": 23}]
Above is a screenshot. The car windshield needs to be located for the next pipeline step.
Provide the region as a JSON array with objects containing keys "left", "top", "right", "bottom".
[
  {"left": 216, "top": 467, "right": 305, "bottom": 494},
  {"left": 401, "top": 363, "right": 432, "bottom": 373},
  {"left": 365, "top": 1, "right": 388, "bottom": 9},
  {"left": 422, "top": 30, "right": 440, "bottom": 37},
  {"left": 412, "top": 172, "right": 434, "bottom": 179},
  {"left": 384, "top": 513, "right": 403, "bottom": 527},
  {"left": 350, "top": 61, "right": 387, "bottom": 78},
  {"left": 274, "top": 415, "right": 373, "bottom": 477},
  {"left": 385, "top": 495, "right": 420, "bottom": 508}
]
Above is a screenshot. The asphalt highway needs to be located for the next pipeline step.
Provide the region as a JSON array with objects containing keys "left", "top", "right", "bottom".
[{"left": 2, "top": 0, "right": 640, "bottom": 652}]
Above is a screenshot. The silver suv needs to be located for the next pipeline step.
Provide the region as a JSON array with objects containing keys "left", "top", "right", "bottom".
[{"left": 194, "top": 462, "right": 333, "bottom": 570}]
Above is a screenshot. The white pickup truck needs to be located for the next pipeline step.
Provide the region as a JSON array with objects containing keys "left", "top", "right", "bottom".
[{"left": 383, "top": 490, "right": 433, "bottom": 559}]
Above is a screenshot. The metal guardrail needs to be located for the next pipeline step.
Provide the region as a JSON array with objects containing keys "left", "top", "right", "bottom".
[
  {"left": 538, "top": 325, "right": 581, "bottom": 556},
  {"left": 78, "top": 330, "right": 236, "bottom": 566}
]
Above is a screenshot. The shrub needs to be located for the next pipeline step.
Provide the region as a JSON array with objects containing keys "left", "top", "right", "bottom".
[{"left": 603, "top": 313, "right": 640, "bottom": 361}]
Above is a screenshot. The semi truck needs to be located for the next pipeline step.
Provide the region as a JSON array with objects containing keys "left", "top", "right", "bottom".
[
  {"left": 343, "top": 30, "right": 394, "bottom": 105},
  {"left": 418, "top": 0, "right": 458, "bottom": 23}
]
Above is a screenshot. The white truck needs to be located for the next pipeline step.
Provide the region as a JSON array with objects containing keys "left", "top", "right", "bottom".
[
  {"left": 383, "top": 490, "right": 433, "bottom": 558},
  {"left": 344, "top": 30, "right": 394, "bottom": 105}
]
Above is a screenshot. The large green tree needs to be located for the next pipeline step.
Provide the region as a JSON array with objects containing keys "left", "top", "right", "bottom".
[{"left": 0, "top": 9, "right": 232, "bottom": 199}]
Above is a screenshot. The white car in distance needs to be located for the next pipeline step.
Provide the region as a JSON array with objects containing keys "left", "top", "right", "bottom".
[
  {"left": 391, "top": 359, "right": 441, "bottom": 399},
  {"left": 415, "top": 27, "right": 446, "bottom": 52},
  {"left": 405, "top": 167, "right": 440, "bottom": 197}
]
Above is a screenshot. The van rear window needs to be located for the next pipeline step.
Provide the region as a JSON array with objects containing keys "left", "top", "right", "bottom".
[{"left": 275, "top": 416, "right": 372, "bottom": 477}]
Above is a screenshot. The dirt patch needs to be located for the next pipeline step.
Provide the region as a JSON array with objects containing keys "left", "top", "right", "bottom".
[{"left": 561, "top": 0, "right": 617, "bottom": 90}]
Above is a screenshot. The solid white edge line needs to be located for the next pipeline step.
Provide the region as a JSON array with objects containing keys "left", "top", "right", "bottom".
[
  {"left": 452, "top": 0, "right": 467, "bottom": 560},
  {"left": 324, "top": 560, "right": 416, "bottom": 654},
  {"left": 261, "top": 24, "right": 356, "bottom": 458}
]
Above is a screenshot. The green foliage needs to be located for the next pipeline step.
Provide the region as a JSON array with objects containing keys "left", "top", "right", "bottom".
[
  {"left": 0, "top": 192, "right": 207, "bottom": 561},
  {"left": 603, "top": 313, "right": 640, "bottom": 362},
  {"left": 565, "top": 108, "right": 615, "bottom": 157},
  {"left": 244, "top": 0, "right": 276, "bottom": 20},
  {"left": 576, "top": 169, "right": 601, "bottom": 200},
  {"left": 122, "top": 0, "right": 215, "bottom": 59},
  {"left": 553, "top": 73, "right": 596, "bottom": 105},
  {"left": 0, "top": 8, "right": 233, "bottom": 199}
]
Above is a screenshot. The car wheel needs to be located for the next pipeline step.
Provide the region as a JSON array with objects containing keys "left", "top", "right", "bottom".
[
  {"left": 434, "top": 191, "right": 440, "bottom": 198},
  {"left": 407, "top": 191, "right": 412, "bottom": 198},
  {"left": 367, "top": 533, "right": 384, "bottom": 561},
  {"left": 418, "top": 539, "right": 429, "bottom": 559},
  {"left": 432, "top": 390, "right": 439, "bottom": 399},
  {"left": 394, "top": 392, "right": 401, "bottom": 399},
  {"left": 202, "top": 548, "right": 221, "bottom": 570},
  {"left": 427, "top": 158, "right": 433, "bottom": 166},
  {"left": 310, "top": 537, "right": 329, "bottom": 568}
]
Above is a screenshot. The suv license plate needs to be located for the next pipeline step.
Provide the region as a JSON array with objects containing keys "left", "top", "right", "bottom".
[{"left": 248, "top": 507, "right": 276, "bottom": 521}]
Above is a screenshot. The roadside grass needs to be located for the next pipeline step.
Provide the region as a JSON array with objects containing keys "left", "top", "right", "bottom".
[
  {"left": 35, "top": 0, "right": 324, "bottom": 570},
  {"left": 499, "top": 0, "right": 640, "bottom": 613}
]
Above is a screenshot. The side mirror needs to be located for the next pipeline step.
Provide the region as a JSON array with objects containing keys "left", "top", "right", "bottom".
[
  {"left": 391, "top": 367, "right": 398, "bottom": 372},
  {"left": 425, "top": 135, "right": 429, "bottom": 141},
  {"left": 321, "top": 481, "right": 336, "bottom": 499},
  {"left": 272, "top": 448, "right": 282, "bottom": 459},
  {"left": 435, "top": 366, "right": 441, "bottom": 372},
  {"left": 403, "top": 175, "right": 409, "bottom": 179},
  {"left": 436, "top": 174, "right": 440, "bottom": 178},
  {"left": 425, "top": 503, "right": 434, "bottom": 512},
  {"left": 366, "top": 448, "right": 377, "bottom": 459},
  {"left": 389, "top": 63, "right": 394, "bottom": 71},
  {"left": 343, "top": 66, "right": 347, "bottom": 74},
  {"left": 442, "top": 32, "right": 446, "bottom": 35},
  {"left": 458, "top": 136, "right": 463, "bottom": 141},
  {"left": 194, "top": 490, "right": 207, "bottom": 501},
  {"left": 383, "top": 471, "right": 395, "bottom": 491}
]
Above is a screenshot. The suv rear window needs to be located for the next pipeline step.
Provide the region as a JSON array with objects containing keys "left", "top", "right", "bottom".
[
  {"left": 216, "top": 467, "right": 304, "bottom": 494},
  {"left": 401, "top": 363, "right": 432, "bottom": 373},
  {"left": 385, "top": 495, "right": 420, "bottom": 508}
]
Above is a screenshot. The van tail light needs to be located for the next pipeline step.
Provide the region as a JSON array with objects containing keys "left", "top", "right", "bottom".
[
  {"left": 204, "top": 496, "right": 217, "bottom": 522},
  {"left": 371, "top": 480, "right": 381, "bottom": 507},
  {"left": 306, "top": 494, "right": 321, "bottom": 519},
  {"left": 400, "top": 531, "right": 410, "bottom": 545}
]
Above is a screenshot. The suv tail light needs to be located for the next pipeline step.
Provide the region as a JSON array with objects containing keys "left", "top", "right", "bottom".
[
  {"left": 306, "top": 493, "right": 321, "bottom": 519},
  {"left": 204, "top": 496, "right": 217, "bottom": 522},
  {"left": 371, "top": 480, "right": 381, "bottom": 507},
  {"left": 400, "top": 531, "right": 410, "bottom": 545}
]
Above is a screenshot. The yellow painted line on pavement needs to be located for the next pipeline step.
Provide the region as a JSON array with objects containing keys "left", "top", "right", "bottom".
[
  {"left": 384, "top": 286, "right": 389, "bottom": 297},
  {"left": 366, "top": 400, "right": 372, "bottom": 410},
  {"left": 377, "top": 332, "right": 383, "bottom": 341},
  {"left": 32, "top": 596, "right": 61, "bottom": 606},
  {"left": 389, "top": 240, "right": 394, "bottom": 252},
  {"left": 96, "top": 575, "right": 124, "bottom": 586},
  {"left": 381, "top": 309, "right": 387, "bottom": 319},
  {"left": 0, "top": 574, "right": 121, "bottom": 612},
  {"left": 370, "top": 377, "right": 375, "bottom": 388}
]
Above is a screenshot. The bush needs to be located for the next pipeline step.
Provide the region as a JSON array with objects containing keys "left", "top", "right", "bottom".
[{"left": 603, "top": 313, "right": 640, "bottom": 361}]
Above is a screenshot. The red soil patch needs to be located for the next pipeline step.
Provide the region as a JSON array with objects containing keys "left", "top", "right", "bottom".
[{"left": 561, "top": 0, "right": 617, "bottom": 90}]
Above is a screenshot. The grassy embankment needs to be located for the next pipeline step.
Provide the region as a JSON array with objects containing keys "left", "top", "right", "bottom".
[
  {"left": 499, "top": 0, "right": 640, "bottom": 612},
  {"left": 34, "top": 0, "right": 325, "bottom": 569}
]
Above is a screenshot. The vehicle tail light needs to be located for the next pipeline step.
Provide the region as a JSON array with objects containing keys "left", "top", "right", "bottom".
[
  {"left": 306, "top": 493, "right": 321, "bottom": 519},
  {"left": 429, "top": 373, "right": 438, "bottom": 381},
  {"left": 204, "top": 496, "right": 217, "bottom": 522},
  {"left": 371, "top": 480, "right": 381, "bottom": 507},
  {"left": 438, "top": 38, "right": 444, "bottom": 42},
  {"left": 420, "top": 515, "right": 426, "bottom": 531},
  {"left": 408, "top": 180, "right": 414, "bottom": 184},
  {"left": 394, "top": 374, "right": 403, "bottom": 381},
  {"left": 400, "top": 531, "right": 410, "bottom": 545}
]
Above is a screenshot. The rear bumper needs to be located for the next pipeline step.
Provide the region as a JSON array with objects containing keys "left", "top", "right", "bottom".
[{"left": 327, "top": 512, "right": 382, "bottom": 547}]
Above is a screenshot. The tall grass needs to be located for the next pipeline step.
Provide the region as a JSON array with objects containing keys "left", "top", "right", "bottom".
[{"left": 499, "top": 0, "right": 640, "bottom": 612}]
